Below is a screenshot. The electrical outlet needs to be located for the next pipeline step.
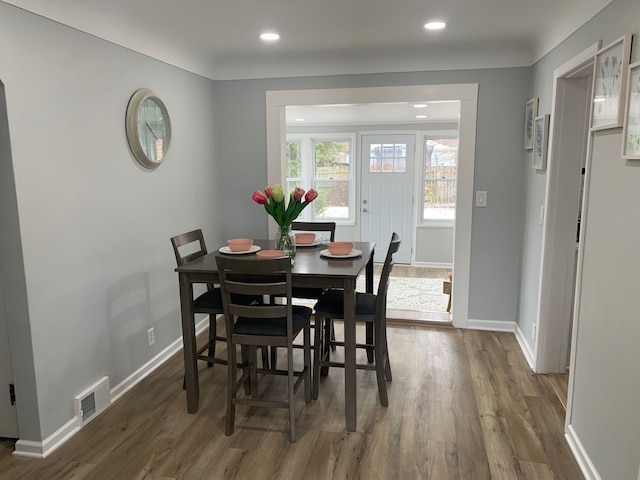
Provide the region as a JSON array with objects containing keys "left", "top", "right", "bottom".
[
  {"left": 147, "top": 327, "right": 155, "bottom": 347},
  {"left": 532, "top": 323, "right": 537, "bottom": 341}
]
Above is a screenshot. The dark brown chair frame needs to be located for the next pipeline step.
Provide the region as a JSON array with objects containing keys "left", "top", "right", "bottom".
[
  {"left": 312, "top": 232, "right": 401, "bottom": 407},
  {"left": 171, "top": 229, "right": 267, "bottom": 385},
  {"left": 217, "top": 255, "right": 312, "bottom": 442}
]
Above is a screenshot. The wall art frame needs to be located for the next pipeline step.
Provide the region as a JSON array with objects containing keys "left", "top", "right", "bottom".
[
  {"left": 590, "top": 34, "right": 632, "bottom": 131},
  {"left": 533, "top": 114, "right": 549, "bottom": 170},
  {"left": 524, "top": 97, "right": 539, "bottom": 150},
  {"left": 622, "top": 60, "right": 640, "bottom": 159}
]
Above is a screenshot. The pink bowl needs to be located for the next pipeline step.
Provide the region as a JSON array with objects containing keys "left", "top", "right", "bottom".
[
  {"left": 295, "top": 232, "right": 316, "bottom": 245},
  {"left": 327, "top": 241, "right": 353, "bottom": 256},
  {"left": 227, "top": 238, "right": 253, "bottom": 252},
  {"left": 256, "top": 249, "right": 286, "bottom": 258}
]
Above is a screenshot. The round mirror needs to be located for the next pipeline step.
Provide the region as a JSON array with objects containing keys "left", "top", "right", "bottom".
[{"left": 125, "top": 89, "right": 172, "bottom": 169}]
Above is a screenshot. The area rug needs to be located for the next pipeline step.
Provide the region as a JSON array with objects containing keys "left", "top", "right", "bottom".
[{"left": 356, "top": 276, "right": 448, "bottom": 312}]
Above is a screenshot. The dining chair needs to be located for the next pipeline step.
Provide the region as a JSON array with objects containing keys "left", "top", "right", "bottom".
[
  {"left": 216, "top": 255, "right": 312, "bottom": 442},
  {"left": 170, "top": 229, "right": 267, "bottom": 386},
  {"left": 312, "top": 232, "right": 401, "bottom": 406},
  {"left": 271, "top": 221, "right": 337, "bottom": 368}
]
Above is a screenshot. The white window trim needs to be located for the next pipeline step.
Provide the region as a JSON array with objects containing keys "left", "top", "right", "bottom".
[{"left": 286, "top": 132, "right": 356, "bottom": 223}]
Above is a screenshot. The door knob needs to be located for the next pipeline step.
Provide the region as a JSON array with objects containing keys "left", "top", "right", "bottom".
[{"left": 362, "top": 208, "right": 368, "bottom": 213}]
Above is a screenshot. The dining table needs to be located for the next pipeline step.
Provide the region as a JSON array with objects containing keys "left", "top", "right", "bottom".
[{"left": 175, "top": 238, "right": 375, "bottom": 432}]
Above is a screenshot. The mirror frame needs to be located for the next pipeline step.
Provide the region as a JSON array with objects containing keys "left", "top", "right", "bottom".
[{"left": 125, "top": 88, "right": 172, "bottom": 169}]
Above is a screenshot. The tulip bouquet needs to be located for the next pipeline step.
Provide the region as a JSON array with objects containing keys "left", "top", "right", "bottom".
[
  {"left": 252, "top": 184, "right": 318, "bottom": 228},
  {"left": 252, "top": 184, "right": 318, "bottom": 255}
]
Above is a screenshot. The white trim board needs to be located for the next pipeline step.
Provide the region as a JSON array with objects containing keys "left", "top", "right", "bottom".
[
  {"left": 565, "top": 424, "right": 602, "bottom": 480},
  {"left": 13, "top": 316, "right": 211, "bottom": 458},
  {"left": 266, "top": 84, "right": 477, "bottom": 330}
]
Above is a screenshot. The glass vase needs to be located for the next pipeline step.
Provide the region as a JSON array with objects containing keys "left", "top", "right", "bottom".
[{"left": 275, "top": 224, "right": 296, "bottom": 257}]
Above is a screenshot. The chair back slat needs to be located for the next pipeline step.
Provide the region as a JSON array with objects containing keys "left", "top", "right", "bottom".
[
  {"left": 291, "top": 221, "right": 336, "bottom": 242},
  {"left": 217, "top": 256, "right": 294, "bottom": 324},
  {"left": 171, "top": 229, "right": 207, "bottom": 267}
]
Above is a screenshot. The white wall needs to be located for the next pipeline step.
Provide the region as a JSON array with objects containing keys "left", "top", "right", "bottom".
[
  {"left": 526, "top": 0, "right": 640, "bottom": 477},
  {"left": 214, "top": 68, "right": 528, "bottom": 325},
  {"left": 0, "top": 3, "right": 220, "bottom": 444}
]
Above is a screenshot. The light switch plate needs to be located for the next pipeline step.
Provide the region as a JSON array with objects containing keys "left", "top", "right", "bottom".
[{"left": 475, "top": 190, "right": 487, "bottom": 207}]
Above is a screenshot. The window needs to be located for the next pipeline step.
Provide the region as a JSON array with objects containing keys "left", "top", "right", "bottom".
[
  {"left": 368, "top": 143, "right": 407, "bottom": 172},
  {"left": 286, "top": 134, "right": 355, "bottom": 222},
  {"left": 423, "top": 134, "right": 458, "bottom": 222}
]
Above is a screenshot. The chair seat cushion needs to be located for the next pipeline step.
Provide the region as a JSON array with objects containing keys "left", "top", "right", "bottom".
[
  {"left": 314, "top": 289, "right": 377, "bottom": 317},
  {"left": 235, "top": 305, "right": 312, "bottom": 337},
  {"left": 194, "top": 288, "right": 258, "bottom": 310}
]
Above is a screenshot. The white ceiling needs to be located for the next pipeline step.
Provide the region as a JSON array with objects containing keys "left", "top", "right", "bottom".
[{"left": 3, "top": 0, "right": 613, "bottom": 81}]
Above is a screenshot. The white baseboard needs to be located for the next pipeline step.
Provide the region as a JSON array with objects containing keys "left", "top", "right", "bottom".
[
  {"left": 13, "top": 316, "right": 211, "bottom": 459},
  {"left": 514, "top": 323, "right": 535, "bottom": 370},
  {"left": 467, "top": 318, "right": 515, "bottom": 332},
  {"left": 565, "top": 424, "right": 601, "bottom": 480},
  {"left": 14, "top": 417, "right": 80, "bottom": 458}
]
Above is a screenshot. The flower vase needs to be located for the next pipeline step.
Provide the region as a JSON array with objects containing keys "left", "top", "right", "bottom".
[{"left": 275, "top": 224, "right": 296, "bottom": 257}]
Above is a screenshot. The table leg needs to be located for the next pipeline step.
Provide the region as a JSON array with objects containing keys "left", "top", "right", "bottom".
[
  {"left": 343, "top": 277, "right": 357, "bottom": 432},
  {"left": 179, "top": 273, "right": 199, "bottom": 413}
]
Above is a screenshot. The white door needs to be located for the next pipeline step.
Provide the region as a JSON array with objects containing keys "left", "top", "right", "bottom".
[
  {"left": 0, "top": 274, "right": 19, "bottom": 438},
  {"left": 360, "top": 134, "right": 414, "bottom": 263}
]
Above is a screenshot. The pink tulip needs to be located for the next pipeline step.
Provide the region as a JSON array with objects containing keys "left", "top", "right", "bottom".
[
  {"left": 292, "top": 187, "right": 305, "bottom": 201},
  {"left": 252, "top": 190, "right": 267, "bottom": 204},
  {"left": 264, "top": 186, "right": 273, "bottom": 199},
  {"left": 305, "top": 189, "right": 318, "bottom": 202}
]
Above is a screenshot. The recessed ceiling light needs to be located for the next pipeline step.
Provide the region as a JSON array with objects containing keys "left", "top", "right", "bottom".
[
  {"left": 424, "top": 21, "right": 446, "bottom": 31},
  {"left": 414, "top": 104, "right": 428, "bottom": 108},
  {"left": 416, "top": 115, "right": 428, "bottom": 119},
  {"left": 260, "top": 32, "right": 280, "bottom": 42},
  {"left": 295, "top": 118, "right": 305, "bottom": 122}
]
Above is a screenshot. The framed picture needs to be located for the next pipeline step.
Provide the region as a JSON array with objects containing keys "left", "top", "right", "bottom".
[
  {"left": 524, "top": 98, "right": 539, "bottom": 149},
  {"left": 533, "top": 114, "right": 549, "bottom": 170},
  {"left": 590, "top": 34, "right": 632, "bottom": 131},
  {"left": 622, "top": 61, "right": 640, "bottom": 159}
]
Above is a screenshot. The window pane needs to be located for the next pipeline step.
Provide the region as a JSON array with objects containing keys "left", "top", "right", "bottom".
[
  {"left": 286, "top": 141, "right": 302, "bottom": 179},
  {"left": 314, "top": 141, "right": 350, "bottom": 180},
  {"left": 313, "top": 180, "right": 350, "bottom": 219},
  {"left": 371, "top": 143, "right": 407, "bottom": 173},
  {"left": 424, "top": 138, "right": 458, "bottom": 221}
]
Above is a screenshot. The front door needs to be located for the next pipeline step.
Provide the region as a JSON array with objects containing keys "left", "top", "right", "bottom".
[{"left": 360, "top": 134, "right": 414, "bottom": 263}]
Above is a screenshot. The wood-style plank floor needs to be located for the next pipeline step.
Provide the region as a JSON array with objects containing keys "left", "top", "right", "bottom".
[{"left": 0, "top": 325, "right": 583, "bottom": 479}]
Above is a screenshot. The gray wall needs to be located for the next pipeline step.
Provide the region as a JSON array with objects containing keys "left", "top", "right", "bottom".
[
  {"left": 214, "top": 68, "right": 528, "bottom": 324},
  {"left": 0, "top": 3, "right": 219, "bottom": 441},
  {"left": 525, "top": 0, "right": 640, "bottom": 477}
]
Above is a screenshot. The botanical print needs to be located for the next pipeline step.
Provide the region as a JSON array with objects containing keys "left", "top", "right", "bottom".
[
  {"left": 524, "top": 98, "right": 537, "bottom": 149},
  {"left": 533, "top": 115, "right": 548, "bottom": 170},
  {"left": 592, "top": 40, "right": 625, "bottom": 128},
  {"left": 624, "top": 65, "right": 640, "bottom": 157}
]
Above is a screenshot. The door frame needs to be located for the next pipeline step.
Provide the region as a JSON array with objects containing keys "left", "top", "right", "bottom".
[
  {"left": 535, "top": 42, "right": 600, "bottom": 375},
  {"left": 266, "top": 84, "right": 478, "bottom": 328}
]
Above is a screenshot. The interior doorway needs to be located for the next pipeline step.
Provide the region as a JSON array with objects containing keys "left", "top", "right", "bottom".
[
  {"left": 267, "top": 84, "right": 478, "bottom": 328},
  {"left": 536, "top": 43, "right": 599, "bottom": 377}
]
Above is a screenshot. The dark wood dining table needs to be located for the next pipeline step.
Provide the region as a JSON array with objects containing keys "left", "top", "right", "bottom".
[{"left": 175, "top": 239, "right": 375, "bottom": 432}]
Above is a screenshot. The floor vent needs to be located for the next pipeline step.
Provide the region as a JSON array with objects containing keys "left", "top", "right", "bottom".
[{"left": 74, "top": 376, "right": 110, "bottom": 425}]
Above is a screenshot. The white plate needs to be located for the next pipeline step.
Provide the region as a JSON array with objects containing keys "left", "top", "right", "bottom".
[
  {"left": 319, "top": 248, "right": 362, "bottom": 259},
  {"left": 296, "top": 240, "right": 322, "bottom": 247},
  {"left": 218, "top": 245, "right": 262, "bottom": 255}
]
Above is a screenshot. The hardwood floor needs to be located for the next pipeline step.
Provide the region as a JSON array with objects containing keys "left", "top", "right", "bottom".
[{"left": 0, "top": 326, "right": 583, "bottom": 479}]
